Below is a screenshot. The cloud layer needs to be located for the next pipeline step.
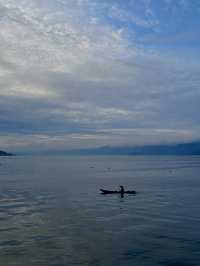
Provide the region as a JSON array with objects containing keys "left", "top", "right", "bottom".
[{"left": 0, "top": 0, "right": 200, "bottom": 151}]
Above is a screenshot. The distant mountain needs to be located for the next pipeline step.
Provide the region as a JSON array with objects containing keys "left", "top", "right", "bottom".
[
  {"left": 61, "top": 141, "right": 200, "bottom": 156},
  {"left": 129, "top": 142, "right": 200, "bottom": 155},
  {"left": 0, "top": 150, "right": 14, "bottom": 156}
]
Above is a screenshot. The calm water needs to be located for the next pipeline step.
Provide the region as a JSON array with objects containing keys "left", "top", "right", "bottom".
[{"left": 0, "top": 155, "right": 200, "bottom": 266}]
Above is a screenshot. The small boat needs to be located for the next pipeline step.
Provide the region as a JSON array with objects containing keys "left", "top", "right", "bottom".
[{"left": 100, "top": 189, "right": 136, "bottom": 195}]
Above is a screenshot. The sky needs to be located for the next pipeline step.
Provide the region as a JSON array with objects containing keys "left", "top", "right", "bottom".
[{"left": 0, "top": 0, "right": 200, "bottom": 152}]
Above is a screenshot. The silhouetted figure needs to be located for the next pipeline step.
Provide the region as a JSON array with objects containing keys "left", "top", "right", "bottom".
[{"left": 120, "top": 186, "right": 125, "bottom": 197}]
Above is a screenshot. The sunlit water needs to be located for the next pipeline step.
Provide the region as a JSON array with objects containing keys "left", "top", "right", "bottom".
[{"left": 0, "top": 155, "right": 200, "bottom": 266}]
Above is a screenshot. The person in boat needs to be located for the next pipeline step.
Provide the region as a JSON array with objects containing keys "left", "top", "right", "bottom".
[{"left": 120, "top": 185, "right": 125, "bottom": 194}]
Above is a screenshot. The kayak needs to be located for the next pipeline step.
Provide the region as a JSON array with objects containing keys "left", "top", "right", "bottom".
[{"left": 100, "top": 189, "right": 136, "bottom": 194}]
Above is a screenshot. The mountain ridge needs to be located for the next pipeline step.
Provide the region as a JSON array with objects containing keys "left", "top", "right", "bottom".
[
  {"left": 0, "top": 150, "right": 14, "bottom": 156},
  {"left": 33, "top": 141, "right": 200, "bottom": 156}
]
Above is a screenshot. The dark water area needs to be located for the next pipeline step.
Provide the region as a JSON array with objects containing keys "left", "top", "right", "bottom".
[{"left": 0, "top": 155, "right": 200, "bottom": 266}]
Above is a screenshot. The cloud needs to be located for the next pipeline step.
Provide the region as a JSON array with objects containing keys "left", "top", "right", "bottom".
[
  {"left": 0, "top": 0, "right": 200, "bottom": 151},
  {"left": 109, "top": 2, "right": 157, "bottom": 29}
]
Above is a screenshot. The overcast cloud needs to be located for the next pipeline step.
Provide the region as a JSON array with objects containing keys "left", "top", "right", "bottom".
[{"left": 0, "top": 0, "right": 200, "bottom": 152}]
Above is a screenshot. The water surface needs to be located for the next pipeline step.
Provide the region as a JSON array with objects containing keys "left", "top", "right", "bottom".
[{"left": 0, "top": 155, "right": 200, "bottom": 266}]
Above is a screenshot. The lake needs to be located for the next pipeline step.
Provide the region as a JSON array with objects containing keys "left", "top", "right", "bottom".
[{"left": 0, "top": 155, "right": 200, "bottom": 266}]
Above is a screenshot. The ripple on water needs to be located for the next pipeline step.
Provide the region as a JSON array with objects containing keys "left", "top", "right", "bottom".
[
  {"left": 0, "top": 240, "right": 23, "bottom": 247},
  {"left": 0, "top": 189, "right": 56, "bottom": 218},
  {"left": 31, "top": 235, "right": 53, "bottom": 241},
  {"left": 161, "top": 260, "right": 198, "bottom": 266}
]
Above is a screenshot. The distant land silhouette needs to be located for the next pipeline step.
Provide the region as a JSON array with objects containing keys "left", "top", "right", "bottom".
[
  {"left": 0, "top": 150, "right": 14, "bottom": 156},
  {"left": 52, "top": 141, "right": 200, "bottom": 156}
]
